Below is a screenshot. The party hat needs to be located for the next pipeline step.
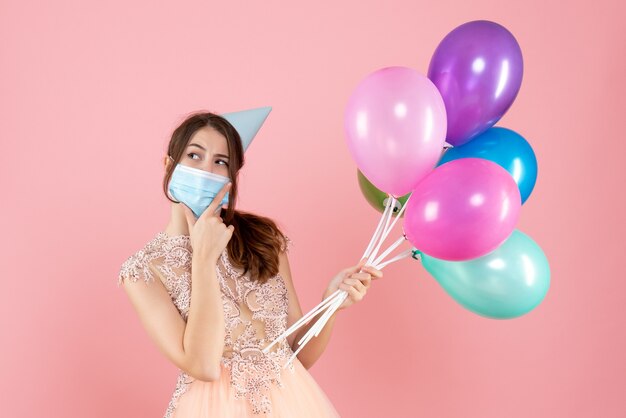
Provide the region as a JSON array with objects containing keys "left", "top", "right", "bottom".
[{"left": 221, "top": 106, "right": 272, "bottom": 152}]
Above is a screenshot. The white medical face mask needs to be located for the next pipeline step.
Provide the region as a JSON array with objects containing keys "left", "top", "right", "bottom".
[{"left": 167, "top": 161, "right": 230, "bottom": 218}]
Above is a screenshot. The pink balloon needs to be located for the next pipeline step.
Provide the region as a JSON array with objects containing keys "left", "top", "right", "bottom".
[
  {"left": 344, "top": 66, "right": 447, "bottom": 197},
  {"left": 403, "top": 158, "right": 521, "bottom": 261}
]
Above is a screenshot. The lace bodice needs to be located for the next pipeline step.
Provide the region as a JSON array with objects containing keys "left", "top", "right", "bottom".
[{"left": 118, "top": 231, "right": 296, "bottom": 416}]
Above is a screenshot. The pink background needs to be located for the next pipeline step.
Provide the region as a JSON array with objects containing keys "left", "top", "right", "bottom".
[{"left": 1, "top": 0, "right": 624, "bottom": 417}]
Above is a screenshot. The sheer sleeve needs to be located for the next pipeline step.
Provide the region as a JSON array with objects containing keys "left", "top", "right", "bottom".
[
  {"left": 117, "top": 250, "right": 157, "bottom": 287},
  {"left": 280, "top": 234, "right": 293, "bottom": 254}
]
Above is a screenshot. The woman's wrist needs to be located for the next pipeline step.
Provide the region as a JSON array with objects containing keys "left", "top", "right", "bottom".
[
  {"left": 321, "top": 290, "right": 344, "bottom": 313},
  {"left": 192, "top": 256, "right": 218, "bottom": 273}
]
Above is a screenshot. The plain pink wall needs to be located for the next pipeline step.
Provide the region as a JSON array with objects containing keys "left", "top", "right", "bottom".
[{"left": 1, "top": 0, "right": 624, "bottom": 417}]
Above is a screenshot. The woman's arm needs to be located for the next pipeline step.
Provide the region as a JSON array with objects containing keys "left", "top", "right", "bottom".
[
  {"left": 290, "top": 297, "right": 340, "bottom": 369},
  {"left": 183, "top": 257, "right": 226, "bottom": 379},
  {"left": 278, "top": 251, "right": 339, "bottom": 369},
  {"left": 279, "top": 252, "right": 382, "bottom": 369},
  {"left": 119, "top": 258, "right": 225, "bottom": 381}
]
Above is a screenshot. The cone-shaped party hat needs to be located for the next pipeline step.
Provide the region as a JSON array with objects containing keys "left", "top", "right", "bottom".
[{"left": 221, "top": 106, "right": 272, "bottom": 152}]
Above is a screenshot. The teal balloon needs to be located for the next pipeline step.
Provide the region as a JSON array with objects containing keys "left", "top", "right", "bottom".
[
  {"left": 419, "top": 229, "right": 550, "bottom": 319},
  {"left": 437, "top": 127, "right": 538, "bottom": 204}
]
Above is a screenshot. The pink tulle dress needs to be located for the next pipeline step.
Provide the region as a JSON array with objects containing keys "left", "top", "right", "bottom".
[{"left": 118, "top": 231, "right": 341, "bottom": 418}]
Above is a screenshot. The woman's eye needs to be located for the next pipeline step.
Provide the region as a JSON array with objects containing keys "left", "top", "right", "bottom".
[
  {"left": 187, "top": 152, "right": 200, "bottom": 160},
  {"left": 217, "top": 159, "right": 229, "bottom": 166}
]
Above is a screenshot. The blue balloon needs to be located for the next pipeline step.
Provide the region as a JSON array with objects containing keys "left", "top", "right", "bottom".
[{"left": 437, "top": 127, "right": 538, "bottom": 204}]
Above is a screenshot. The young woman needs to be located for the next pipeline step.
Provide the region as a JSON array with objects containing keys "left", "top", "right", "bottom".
[{"left": 117, "top": 109, "right": 383, "bottom": 417}]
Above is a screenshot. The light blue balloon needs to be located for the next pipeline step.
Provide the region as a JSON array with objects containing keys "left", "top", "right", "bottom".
[
  {"left": 437, "top": 127, "right": 538, "bottom": 204},
  {"left": 418, "top": 229, "right": 550, "bottom": 319}
]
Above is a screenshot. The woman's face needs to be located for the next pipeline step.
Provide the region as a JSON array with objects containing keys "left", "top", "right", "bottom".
[{"left": 175, "top": 126, "right": 230, "bottom": 179}]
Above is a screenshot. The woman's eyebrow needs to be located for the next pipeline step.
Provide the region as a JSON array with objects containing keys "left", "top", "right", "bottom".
[
  {"left": 188, "top": 143, "right": 206, "bottom": 151},
  {"left": 188, "top": 143, "right": 229, "bottom": 159}
]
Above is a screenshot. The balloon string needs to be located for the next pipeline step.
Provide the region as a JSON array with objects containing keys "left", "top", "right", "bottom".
[
  {"left": 362, "top": 194, "right": 394, "bottom": 260},
  {"left": 372, "top": 235, "right": 407, "bottom": 267},
  {"left": 383, "top": 192, "right": 410, "bottom": 238},
  {"left": 314, "top": 294, "right": 345, "bottom": 337},
  {"left": 374, "top": 248, "right": 415, "bottom": 269},
  {"left": 298, "top": 292, "right": 343, "bottom": 346},
  {"left": 261, "top": 289, "right": 343, "bottom": 354},
  {"left": 285, "top": 292, "right": 345, "bottom": 368},
  {"left": 367, "top": 195, "right": 396, "bottom": 264},
  {"left": 368, "top": 192, "right": 411, "bottom": 265}
]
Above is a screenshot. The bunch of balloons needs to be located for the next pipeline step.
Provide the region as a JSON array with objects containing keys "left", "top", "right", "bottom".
[
  {"left": 353, "top": 20, "right": 550, "bottom": 319},
  {"left": 265, "top": 20, "right": 550, "bottom": 366}
]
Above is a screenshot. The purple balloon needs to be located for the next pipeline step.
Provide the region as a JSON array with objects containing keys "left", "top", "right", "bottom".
[
  {"left": 428, "top": 20, "right": 523, "bottom": 146},
  {"left": 403, "top": 158, "right": 521, "bottom": 261}
]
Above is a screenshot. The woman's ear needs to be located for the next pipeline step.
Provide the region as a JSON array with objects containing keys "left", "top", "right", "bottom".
[{"left": 164, "top": 155, "right": 172, "bottom": 170}]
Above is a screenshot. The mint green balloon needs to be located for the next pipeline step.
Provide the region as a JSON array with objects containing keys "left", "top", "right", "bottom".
[{"left": 419, "top": 229, "right": 550, "bottom": 319}]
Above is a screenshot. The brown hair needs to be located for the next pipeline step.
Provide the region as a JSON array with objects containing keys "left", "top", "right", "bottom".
[{"left": 163, "top": 111, "right": 289, "bottom": 284}]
